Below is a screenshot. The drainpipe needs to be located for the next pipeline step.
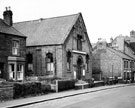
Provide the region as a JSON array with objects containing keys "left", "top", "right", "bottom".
[{"left": 112, "top": 64, "right": 113, "bottom": 84}]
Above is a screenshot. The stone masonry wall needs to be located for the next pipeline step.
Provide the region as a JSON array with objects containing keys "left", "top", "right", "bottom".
[
  {"left": 63, "top": 14, "right": 92, "bottom": 79},
  {"left": 100, "top": 49, "right": 122, "bottom": 78},
  {"left": 0, "top": 33, "right": 26, "bottom": 80},
  {"left": 93, "top": 48, "right": 123, "bottom": 80},
  {"left": 26, "top": 45, "right": 63, "bottom": 77}
]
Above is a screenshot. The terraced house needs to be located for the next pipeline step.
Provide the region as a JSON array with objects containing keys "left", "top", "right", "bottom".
[
  {"left": 92, "top": 36, "right": 135, "bottom": 82},
  {"left": 14, "top": 13, "right": 92, "bottom": 80},
  {"left": 0, "top": 7, "right": 26, "bottom": 81}
]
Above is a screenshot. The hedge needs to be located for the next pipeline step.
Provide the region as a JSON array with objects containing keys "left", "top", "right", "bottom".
[
  {"left": 58, "top": 79, "right": 75, "bottom": 91},
  {"left": 13, "top": 82, "right": 42, "bottom": 99},
  {"left": 41, "top": 82, "right": 51, "bottom": 93}
]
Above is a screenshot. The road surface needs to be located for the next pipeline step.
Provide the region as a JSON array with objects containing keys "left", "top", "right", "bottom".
[{"left": 22, "top": 85, "right": 135, "bottom": 108}]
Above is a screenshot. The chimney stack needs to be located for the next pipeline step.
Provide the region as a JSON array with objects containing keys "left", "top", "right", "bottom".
[
  {"left": 3, "top": 6, "right": 13, "bottom": 26},
  {"left": 130, "top": 30, "right": 135, "bottom": 38}
]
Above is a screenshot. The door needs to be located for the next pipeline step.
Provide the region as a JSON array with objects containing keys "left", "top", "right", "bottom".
[
  {"left": 77, "top": 65, "right": 81, "bottom": 80},
  {"left": 0, "top": 63, "right": 4, "bottom": 79},
  {"left": 77, "top": 56, "right": 83, "bottom": 80}
]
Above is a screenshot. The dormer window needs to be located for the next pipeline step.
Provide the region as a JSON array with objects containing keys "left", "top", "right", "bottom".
[
  {"left": 12, "top": 40, "right": 19, "bottom": 55},
  {"left": 77, "top": 35, "right": 83, "bottom": 51}
]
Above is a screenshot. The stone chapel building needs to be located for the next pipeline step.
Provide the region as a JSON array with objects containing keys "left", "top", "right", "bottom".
[{"left": 14, "top": 13, "right": 92, "bottom": 80}]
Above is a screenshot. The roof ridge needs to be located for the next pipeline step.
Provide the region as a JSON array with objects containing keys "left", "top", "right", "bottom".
[
  {"left": 107, "top": 47, "right": 134, "bottom": 60},
  {"left": 61, "top": 13, "right": 80, "bottom": 44},
  {"left": 14, "top": 12, "right": 81, "bottom": 24}
]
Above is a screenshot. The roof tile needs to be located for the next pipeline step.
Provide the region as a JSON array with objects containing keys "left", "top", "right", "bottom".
[{"left": 14, "top": 13, "right": 80, "bottom": 46}]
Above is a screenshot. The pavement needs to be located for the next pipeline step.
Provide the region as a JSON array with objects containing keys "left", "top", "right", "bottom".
[{"left": 0, "top": 83, "right": 134, "bottom": 108}]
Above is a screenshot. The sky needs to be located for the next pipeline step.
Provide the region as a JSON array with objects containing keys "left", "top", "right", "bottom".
[{"left": 0, "top": 0, "right": 135, "bottom": 43}]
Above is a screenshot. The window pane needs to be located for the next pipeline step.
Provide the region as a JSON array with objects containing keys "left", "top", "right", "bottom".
[
  {"left": 77, "top": 35, "right": 82, "bottom": 50},
  {"left": 67, "top": 62, "right": 70, "bottom": 70},
  {"left": 47, "top": 63, "right": 51, "bottom": 71},
  {"left": 124, "top": 61, "right": 128, "bottom": 68},
  {"left": 11, "top": 64, "right": 14, "bottom": 71},
  {"left": 28, "top": 64, "right": 33, "bottom": 71},
  {"left": 124, "top": 72, "right": 126, "bottom": 80},
  {"left": 27, "top": 53, "right": 33, "bottom": 63},
  {"left": 12, "top": 40, "right": 19, "bottom": 55},
  {"left": 50, "top": 63, "right": 54, "bottom": 71}
]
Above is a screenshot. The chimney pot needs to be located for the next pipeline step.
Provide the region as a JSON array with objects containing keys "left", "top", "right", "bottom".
[
  {"left": 3, "top": 6, "right": 13, "bottom": 26},
  {"left": 5, "top": 7, "right": 8, "bottom": 11}
]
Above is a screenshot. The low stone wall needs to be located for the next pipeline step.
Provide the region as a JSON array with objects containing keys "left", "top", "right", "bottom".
[
  {"left": 75, "top": 83, "right": 89, "bottom": 90},
  {"left": 0, "top": 86, "right": 13, "bottom": 101},
  {"left": 94, "top": 81, "right": 105, "bottom": 87}
]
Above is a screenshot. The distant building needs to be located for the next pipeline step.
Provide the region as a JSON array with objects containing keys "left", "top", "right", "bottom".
[
  {"left": 0, "top": 7, "right": 26, "bottom": 81},
  {"left": 14, "top": 13, "right": 92, "bottom": 80},
  {"left": 92, "top": 37, "right": 135, "bottom": 81}
]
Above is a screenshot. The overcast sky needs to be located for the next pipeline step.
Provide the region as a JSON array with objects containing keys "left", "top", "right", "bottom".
[{"left": 0, "top": 0, "right": 135, "bottom": 43}]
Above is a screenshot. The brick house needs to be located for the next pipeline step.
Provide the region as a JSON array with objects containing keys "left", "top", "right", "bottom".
[
  {"left": 92, "top": 39, "right": 135, "bottom": 81},
  {"left": 0, "top": 8, "right": 26, "bottom": 81},
  {"left": 14, "top": 13, "right": 92, "bottom": 80}
]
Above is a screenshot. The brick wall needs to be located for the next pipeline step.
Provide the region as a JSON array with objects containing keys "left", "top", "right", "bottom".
[{"left": 0, "top": 86, "right": 13, "bottom": 101}]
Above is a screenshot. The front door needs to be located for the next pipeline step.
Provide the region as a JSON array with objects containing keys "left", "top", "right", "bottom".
[
  {"left": 8, "top": 63, "right": 16, "bottom": 80},
  {"left": 77, "top": 65, "right": 81, "bottom": 80},
  {"left": 0, "top": 63, "right": 4, "bottom": 79},
  {"left": 77, "top": 56, "right": 83, "bottom": 80}
]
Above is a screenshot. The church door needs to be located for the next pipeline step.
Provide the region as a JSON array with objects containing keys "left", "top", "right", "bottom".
[{"left": 77, "top": 56, "right": 83, "bottom": 80}]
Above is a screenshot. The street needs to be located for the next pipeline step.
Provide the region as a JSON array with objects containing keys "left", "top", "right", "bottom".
[{"left": 21, "top": 85, "right": 135, "bottom": 108}]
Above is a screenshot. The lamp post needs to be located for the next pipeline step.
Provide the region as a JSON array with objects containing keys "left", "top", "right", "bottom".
[{"left": 112, "top": 64, "right": 113, "bottom": 84}]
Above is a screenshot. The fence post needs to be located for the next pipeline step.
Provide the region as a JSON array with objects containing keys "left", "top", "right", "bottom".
[{"left": 56, "top": 80, "right": 58, "bottom": 93}]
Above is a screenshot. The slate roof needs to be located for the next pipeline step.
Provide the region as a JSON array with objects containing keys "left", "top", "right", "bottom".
[
  {"left": 14, "top": 13, "right": 80, "bottom": 46},
  {"left": 130, "top": 43, "right": 135, "bottom": 53},
  {"left": 0, "top": 18, "right": 25, "bottom": 37},
  {"left": 108, "top": 47, "right": 134, "bottom": 60}
]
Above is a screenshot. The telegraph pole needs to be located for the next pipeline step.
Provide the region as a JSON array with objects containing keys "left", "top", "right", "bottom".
[{"left": 112, "top": 65, "right": 113, "bottom": 84}]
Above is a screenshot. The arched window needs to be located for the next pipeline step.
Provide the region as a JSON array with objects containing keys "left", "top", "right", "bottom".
[
  {"left": 26, "top": 53, "right": 33, "bottom": 72},
  {"left": 77, "top": 35, "right": 83, "bottom": 51},
  {"left": 67, "top": 51, "right": 72, "bottom": 71},
  {"left": 86, "top": 54, "right": 89, "bottom": 71},
  {"left": 46, "top": 52, "right": 54, "bottom": 73}
]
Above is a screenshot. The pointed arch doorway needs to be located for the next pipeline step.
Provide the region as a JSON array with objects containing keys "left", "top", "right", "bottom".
[{"left": 77, "top": 56, "right": 83, "bottom": 80}]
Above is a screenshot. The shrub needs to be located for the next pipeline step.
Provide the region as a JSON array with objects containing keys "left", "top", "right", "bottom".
[
  {"left": 41, "top": 83, "right": 51, "bottom": 94},
  {"left": 38, "top": 76, "right": 61, "bottom": 84},
  {"left": 13, "top": 82, "right": 42, "bottom": 99},
  {"left": 84, "top": 78, "right": 94, "bottom": 87},
  {"left": 57, "top": 79, "right": 75, "bottom": 91}
]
